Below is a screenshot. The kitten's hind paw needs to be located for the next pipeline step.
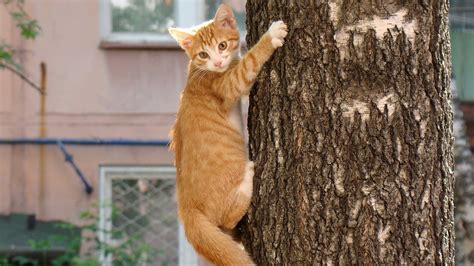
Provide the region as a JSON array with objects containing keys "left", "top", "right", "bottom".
[{"left": 268, "top": 21, "right": 288, "bottom": 48}]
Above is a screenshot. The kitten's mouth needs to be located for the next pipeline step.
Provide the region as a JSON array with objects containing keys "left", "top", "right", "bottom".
[{"left": 212, "top": 65, "right": 228, "bottom": 72}]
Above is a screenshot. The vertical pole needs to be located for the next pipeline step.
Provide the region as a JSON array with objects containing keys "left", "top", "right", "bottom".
[{"left": 38, "top": 62, "right": 47, "bottom": 217}]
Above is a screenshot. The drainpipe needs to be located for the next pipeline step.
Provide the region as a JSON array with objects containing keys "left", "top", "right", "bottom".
[{"left": 38, "top": 62, "right": 47, "bottom": 217}]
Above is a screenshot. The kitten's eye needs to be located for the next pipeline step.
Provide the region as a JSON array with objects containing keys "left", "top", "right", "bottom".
[
  {"left": 198, "top": 52, "right": 209, "bottom": 59},
  {"left": 218, "top": 41, "right": 227, "bottom": 50}
]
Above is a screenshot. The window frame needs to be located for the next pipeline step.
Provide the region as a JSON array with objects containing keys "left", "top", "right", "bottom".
[
  {"left": 99, "top": 0, "right": 206, "bottom": 49},
  {"left": 98, "top": 165, "right": 198, "bottom": 266}
]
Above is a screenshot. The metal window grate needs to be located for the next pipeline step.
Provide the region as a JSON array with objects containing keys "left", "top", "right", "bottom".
[{"left": 99, "top": 166, "right": 181, "bottom": 266}]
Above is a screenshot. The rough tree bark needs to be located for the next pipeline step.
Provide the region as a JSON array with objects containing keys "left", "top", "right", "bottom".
[{"left": 242, "top": 1, "right": 454, "bottom": 265}]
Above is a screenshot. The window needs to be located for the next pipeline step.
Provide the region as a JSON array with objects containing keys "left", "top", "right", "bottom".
[
  {"left": 450, "top": 1, "right": 474, "bottom": 100},
  {"left": 98, "top": 166, "right": 197, "bottom": 265},
  {"left": 100, "top": 0, "right": 247, "bottom": 47},
  {"left": 450, "top": 0, "right": 474, "bottom": 32}
]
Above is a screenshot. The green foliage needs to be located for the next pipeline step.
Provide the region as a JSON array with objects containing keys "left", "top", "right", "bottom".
[
  {"left": 2, "top": 0, "right": 41, "bottom": 39},
  {"left": 1, "top": 207, "right": 157, "bottom": 266},
  {"left": 12, "top": 256, "right": 39, "bottom": 266},
  {"left": 0, "top": 257, "right": 12, "bottom": 266},
  {"left": 0, "top": 0, "right": 41, "bottom": 71},
  {"left": 0, "top": 43, "right": 20, "bottom": 70}
]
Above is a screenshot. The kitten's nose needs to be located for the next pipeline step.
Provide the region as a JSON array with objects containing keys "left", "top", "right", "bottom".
[{"left": 214, "top": 61, "right": 223, "bottom": 67}]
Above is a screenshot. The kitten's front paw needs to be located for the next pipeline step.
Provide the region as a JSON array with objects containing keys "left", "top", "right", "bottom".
[{"left": 268, "top": 21, "right": 288, "bottom": 48}]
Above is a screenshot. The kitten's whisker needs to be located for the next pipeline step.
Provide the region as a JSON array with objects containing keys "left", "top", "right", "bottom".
[
  {"left": 195, "top": 72, "right": 206, "bottom": 85},
  {"left": 190, "top": 68, "right": 209, "bottom": 85},
  {"left": 189, "top": 68, "right": 205, "bottom": 81}
]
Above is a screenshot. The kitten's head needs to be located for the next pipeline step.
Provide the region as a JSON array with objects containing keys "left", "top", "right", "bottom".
[{"left": 169, "top": 4, "right": 240, "bottom": 73}]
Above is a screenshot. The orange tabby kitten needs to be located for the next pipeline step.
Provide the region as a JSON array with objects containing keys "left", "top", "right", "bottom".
[{"left": 169, "top": 4, "right": 287, "bottom": 265}]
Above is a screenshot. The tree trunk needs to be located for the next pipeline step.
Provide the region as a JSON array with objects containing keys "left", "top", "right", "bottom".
[{"left": 242, "top": 1, "right": 454, "bottom": 265}]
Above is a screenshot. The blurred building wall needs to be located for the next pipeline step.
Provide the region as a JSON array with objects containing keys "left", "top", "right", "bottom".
[{"left": 0, "top": 0, "right": 188, "bottom": 224}]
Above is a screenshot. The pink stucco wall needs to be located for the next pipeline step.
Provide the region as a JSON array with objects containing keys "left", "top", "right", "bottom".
[{"left": 0, "top": 0, "right": 189, "bottom": 224}]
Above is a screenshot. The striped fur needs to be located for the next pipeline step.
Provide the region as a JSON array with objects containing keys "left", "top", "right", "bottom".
[{"left": 169, "top": 4, "right": 287, "bottom": 265}]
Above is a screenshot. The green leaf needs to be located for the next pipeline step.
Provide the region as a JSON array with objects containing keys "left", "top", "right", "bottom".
[
  {"left": 28, "top": 239, "right": 52, "bottom": 250},
  {"left": 10, "top": 11, "right": 24, "bottom": 20},
  {"left": 12, "top": 256, "right": 38, "bottom": 266},
  {"left": 0, "top": 257, "right": 12, "bottom": 266},
  {"left": 54, "top": 222, "right": 76, "bottom": 230},
  {"left": 17, "top": 20, "right": 41, "bottom": 40},
  {"left": 71, "top": 257, "right": 100, "bottom": 266},
  {"left": 1, "top": 0, "right": 41, "bottom": 78},
  {"left": 80, "top": 210, "right": 96, "bottom": 220}
]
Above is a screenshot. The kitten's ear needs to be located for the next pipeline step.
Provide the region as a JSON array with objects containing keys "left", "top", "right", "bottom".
[
  {"left": 214, "top": 4, "right": 237, "bottom": 30},
  {"left": 169, "top": 27, "right": 194, "bottom": 50}
]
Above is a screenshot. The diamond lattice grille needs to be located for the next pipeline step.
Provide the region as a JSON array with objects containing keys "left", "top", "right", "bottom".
[{"left": 110, "top": 177, "right": 178, "bottom": 265}]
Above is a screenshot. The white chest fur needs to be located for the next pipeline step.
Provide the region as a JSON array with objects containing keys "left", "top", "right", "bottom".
[{"left": 228, "top": 100, "right": 244, "bottom": 134}]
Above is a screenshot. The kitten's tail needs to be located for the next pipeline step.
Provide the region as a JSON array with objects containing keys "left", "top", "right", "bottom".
[{"left": 181, "top": 209, "right": 255, "bottom": 266}]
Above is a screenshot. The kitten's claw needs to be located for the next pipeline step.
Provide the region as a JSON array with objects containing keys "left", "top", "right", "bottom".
[{"left": 268, "top": 21, "right": 288, "bottom": 48}]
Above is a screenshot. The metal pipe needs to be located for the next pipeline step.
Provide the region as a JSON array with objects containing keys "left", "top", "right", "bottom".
[
  {"left": 0, "top": 138, "right": 169, "bottom": 146},
  {"left": 0, "top": 137, "right": 170, "bottom": 195},
  {"left": 38, "top": 62, "right": 47, "bottom": 219},
  {"left": 57, "top": 140, "right": 93, "bottom": 195}
]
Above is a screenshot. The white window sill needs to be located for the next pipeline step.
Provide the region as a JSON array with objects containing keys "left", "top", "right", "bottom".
[
  {"left": 99, "top": 33, "right": 248, "bottom": 50},
  {"left": 99, "top": 34, "right": 180, "bottom": 50}
]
